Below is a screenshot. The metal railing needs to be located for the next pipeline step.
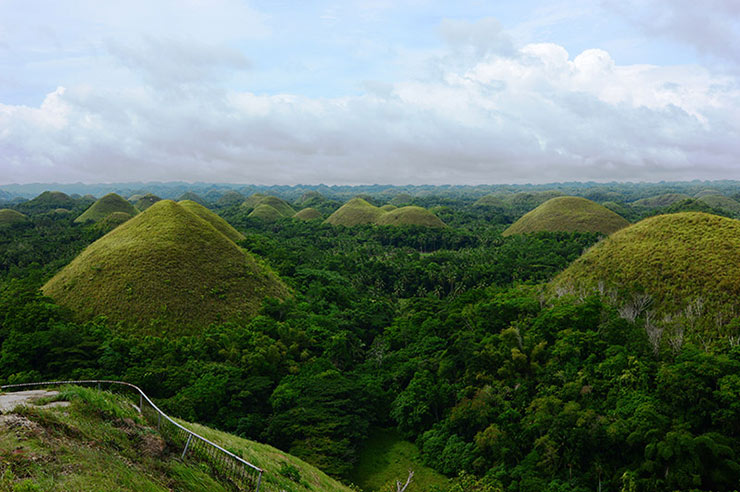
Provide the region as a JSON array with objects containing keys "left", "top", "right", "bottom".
[{"left": 0, "top": 379, "right": 264, "bottom": 491}]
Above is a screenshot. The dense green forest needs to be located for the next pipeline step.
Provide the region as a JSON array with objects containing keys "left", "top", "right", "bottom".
[{"left": 3, "top": 184, "right": 740, "bottom": 491}]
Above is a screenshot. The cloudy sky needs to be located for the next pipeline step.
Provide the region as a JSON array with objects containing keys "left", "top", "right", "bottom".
[{"left": 0, "top": 0, "right": 739, "bottom": 185}]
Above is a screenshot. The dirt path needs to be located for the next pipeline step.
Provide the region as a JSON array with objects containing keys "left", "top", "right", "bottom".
[{"left": 0, "top": 389, "right": 69, "bottom": 413}]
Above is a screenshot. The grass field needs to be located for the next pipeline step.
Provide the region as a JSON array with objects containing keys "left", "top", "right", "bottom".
[{"left": 503, "top": 196, "right": 628, "bottom": 236}]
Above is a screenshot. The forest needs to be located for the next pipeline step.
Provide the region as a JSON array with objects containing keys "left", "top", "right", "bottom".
[{"left": 2, "top": 183, "right": 740, "bottom": 492}]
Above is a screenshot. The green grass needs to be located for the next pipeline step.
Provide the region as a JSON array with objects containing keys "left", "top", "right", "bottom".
[
  {"left": 325, "top": 198, "right": 386, "bottom": 226},
  {"left": 178, "top": 421, "right": 355, "bottom": 492},
  {"left": 696, "top": 194, "right": 740, "bottom": 216},
  {"left": 379, "top": 205, "right": 397, "bottom": 211},
  {"left": 0, "top": 209, "right": 29, "bottom": 227},
  {"left": 241, "top": 193, "right": 269, "bottom": 209},
  {"left": 248, "top": 204, "right": 285, "bottom": 221},
  {"left": 133, "top": 194, "right": 161, "bottom": 211},
  {"left": 177, "top": 192, "right": 206, "bottom": 205},
  {"left": 349, "top": 429, "right": 450, "bottom": 492},
  {"left": 631, "top": 193, "right": 691, "bottom": 208},
  {"left": 503, "top": 196, "right": 628, "bottom": 236},
  {"left": 94, "top": 211, "right": 135, "bottom": 232},
  {"left": 75, "top": 193, "right": 139, "bottom": 224},
  {"left": 375, "top": 206, "right": 446, "bottom": 228},
  {"left": 551, "top": 212, "right": 740, "bottom": 335},
  {"left": 42, "top": 200, "right": 289, "bottom": 334},
  {"left": 0, "top": 386, "right": 350, "bottom": 492},
  {"left": 216, "top": 191, "right": 245, "bottom": 207},
  {"left": 294, "top": 208, "right": 322, "bottom": 221},
  {"left": 178, "top": 200, "right": 245, "bottom": 243},
  {"left": 0, "top": 387, "right": 227, "bottom": 492}
]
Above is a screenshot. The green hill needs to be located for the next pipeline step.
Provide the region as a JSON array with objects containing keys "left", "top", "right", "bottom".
[
  {"left": 216, "top": 190, "right": 245, "bottom": 207},
  {"left": 375, "top": 206, "right": 446, "bottom": 228},
  {"left": 95, "top": 211, "right": 135, "bottom": 233},
  {"left": 389, "top": 193, "right": 414, "bottom": 206},
  {"left": 42, "top": 200, "right": 288, "bottom": 334},
  {"left": 75, "top": 193, "right": 139, "bottom": 224},
  {"left": 379, "top": 204, "right": 397, "bottom": 211},
  {"left": 19, "top": 191, "right": 77, "bottom": 213},
  {"left": 133, "top": 193, "right": 161, "bottom": 211},
  {"left": 242, "top": 193, "right": 269, "bottom": 209},
  {"left": 551, "top": 212, "right": 740, "bottom": 333},
  {"left": 504, "top": 190, "right": 562, "bottom": 215},
  {"left": 297, "top": 191, "right": 324, "bottom": 206},
  {"left": 0, "top": 385, "right": 352, "bottom": 492},
  {"left": 178, "top": 200, "right": 245, "bottom": 243},
  {"left": 697, "top": 195, "right": 740, "bottom": 216},
  {"left": 294, "top": 207, "right": 322, "bottom": 221},
  {"left": 503, "top": 196, "right": 628, "bottom": 236},
  {"left": 694, "top": 189, "right": 723, "bottom": 198},
  {"left": 473, "top": 194, "right": 507, "bottom": 208},
  {"left": 324, "top": 198, "right": 386, "bottom": 226},
  {"left": 0, "top": 209, "right": 29, "bottom": 227},
  {"left": 177, "top": 192, "right": 206, "bottom": 205},
  {"left": 249, "top": 204, "right": 285, "bottom": 222},
  {"left": 242, "top": 195, "right": 295, "bottom": 218},
  {"left": 632, "top": 193, "right": 691, "bottom": 208}
]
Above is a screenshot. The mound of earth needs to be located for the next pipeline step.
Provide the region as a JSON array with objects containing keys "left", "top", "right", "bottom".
[
  {"left": 249, "top": 204, "right": 285, "bottom": 222},
  {"left": 42, "top": 200, "right": 288, "bottom": 334},
  {"left": 324, "top": 198, "right": 386, "bottom": 226},
  {"left": 294, "top": 208, "right": 322, "bottom": 221},
  {"left": 375, "top": 206, "right": 446, "bottom": 227},
  {"left": 503, "top": 196, "right": 628, "bottom": 236},
  {"left": 551, "top": 212, "right": 740, "bottom": 327},
  {"left": 632, "top": 193, "right": 691, "bottom": 208},
  {"left": 0, "top": 209, "right": 29, "bottom": 227},
  {"left": 242, "top": 195, "right": 294, "bottom": 217},
  {"left": 75, "top": 193, "right": 139, "bottom": 224},
  {"left": 178, "top": 200, "right": 245, "bottom": 243}
]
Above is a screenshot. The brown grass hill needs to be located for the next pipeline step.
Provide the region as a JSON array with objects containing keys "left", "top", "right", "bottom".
[
  {"left": 503, "top": 196, "right": 629, "bottom": 236},
  {"left": 375, "top": 206, "right": 446, "bottom": 228},
  {"left": 696, "top": 195, "right": 740, "bottom": 217},
  {"left": 177, "top": 200, "right": 245, "bottom": 243},
  {"left": 42, "top": 200, "right": 289, "bottom": 334},
  {"left": 133, "top": 193, "right": 161, "bottom": 211},
  {"left": 631, "top": 193, "right": 691, "bottom": 209},
  {"left": 551, "top": 212, "right": 740, "bottom": 340},
  {"left": 74, "top": 193, "right": 139, "bottom": 224},
  {"left": 293, "top": 207, "right": 322, "bottom": 221},
  {"left": 0, "top": 209, "right": 29, "bottom": 227},
  {"left": 249, "top": 204, "right": 285, "bottom": 222},
  {"left": 324, "top": 198, "right": 386, "bottom": 226}
]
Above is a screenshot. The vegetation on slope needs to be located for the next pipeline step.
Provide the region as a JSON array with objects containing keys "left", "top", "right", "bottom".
[
  {"left": 0, "top": 209, "right": 28, "bottom": 227},
  {"left": 503, "top": 196, "right": 629, "bottom": 236},
  {"left": 249, "top": 204, "right": 286, "bottom": 222},
  {"left": 697, "top": 194, "right": 740, "bottom": 216},
  {"left": 375, "top": 206, "right": 446, "bottom": 228},
  {"left": 552, "top": 212, "right": 740, "bottom": 334},
  {"left": 75, "top": 193, "right": 139, "bottom": 224},
  {"left": 216, "top": 190, "right": 245, "bottom": 207},
  {"left": 294, "top": 208, "right": 322, "bottom": 221},
  {"left": 0, "top": 385, "right": 351, "bottom": 492},
  {"left": 379, "top": 204, "right": 397, "bottom": 211},
  {"left": 178, "top": 200, "right": 245, "bottom": 243},
  {"left": 133, "top": 194, "right": 161, "bottom": 211},
  {"left": 632, "top": 193, "right": 691, "bottom": 208},
  {"left": 95, "top": 211, "right": 135, "bottom": 233},
  {"left": 42, "top": 200, "right": 288, "bottom": 333},
  {"left": 16, "top": 191, "right": 80, "bottom": 214},
  {"left": 325, "top": 198, "right": 386, "bottom": 226},
  {"left": 177, "top": 192, "right": 206, "bottom": 205}
]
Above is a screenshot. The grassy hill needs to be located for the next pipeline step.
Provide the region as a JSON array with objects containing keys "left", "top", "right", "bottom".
[
  {"left": 503, "top": 196, "right": 628, "bottom": 236},
  {"left": 473, "top": 194, "right": 507, "bottom": 209},
  {"left": 133, "top": 194, "right": 161, "bottom": 211},
  {"left": 375, "top": 206, "right": 446, "bottom": 228},
  {"left": 216, "top": 190, "right": 245, "bottom": 207},
  {"left": 551, "top": 212, "right": 740, "bottom": 335},
  {"left": 0, "top": 209, "right": 29, "bottom": 227},
  {"left": 42, "top": 200, "right": 288, "bottom": 334},
  {"left": 95, "top": 211, "right": 135, "bottom": 233},
  {"left": 325, "top": 198, "right": 386, "bottom": 226},
  {"left": 178, "top": 200, "right": 245, "bottom": 243},
  {"left": 18, "top": 191, "right": 78, "bottom": 214},
  {"left": 242, "top": 195, "right": 295, "bottom": 218},
  {"left": 632, "top": 193, "right": 691, "bottom": 208},
  {"left": 249, "top": 204, "right": 285, "bottom": 222},
  {"left": 0, "top": 385, "right": 353, "bottom": 492},
  {"left": 294, "top": 208, "right": 322, "bottom": 221},
  {"left": 379, "top": 204, "right": 397, "bottom": 211},
  {"left": 177, "top": 192, "right": 206, "bottom": 205},
  {"left": 697, "top": 194, "right": 740, "bottom": 216},
  {"left": 75, "top": 193, "right": 139, "bottom": 224}
]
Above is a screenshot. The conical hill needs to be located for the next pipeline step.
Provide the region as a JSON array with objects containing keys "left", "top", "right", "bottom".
[
  {"left": 178, "top": 200, "right": 245, "bottom": 243},
  {"left": 551, "top": 212, "right": 740, "bottom": 327},
  {"left": 75, "top": 193, "right": 139, "bottom": 224},
  {"left": 294, "top": 207, "right": 322, "bottom": 221},
  {"left": 42, "top": 200, "right": 288, "bottom": 333},
  {"left": 503, "top": 196, "right": 629, "bottom": 236},
  {"left": 133, "top": 193, "right": 161, "bottom": 211},
  {"left": 249, "top": 204, "right": 285, "bottom": 221},
  {"left": 325, "top": 198, "right": 385, "bottom": 226},
  {"left": 0, "top": 209, "right": 29, "bottom": 227},
  {"left": 375, "top": 206, "right": 446, "bottom": 227}
]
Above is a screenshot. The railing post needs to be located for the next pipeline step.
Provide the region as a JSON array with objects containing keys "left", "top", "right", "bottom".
[
  {"left": 256, "top": 470, "right": 262, "bottom": 492},
  {"left": 138, "top": 393, "right": 143, "bottom": 413},
  {"left": 181, "top": 434, "right": 193, "bottom": 460}
]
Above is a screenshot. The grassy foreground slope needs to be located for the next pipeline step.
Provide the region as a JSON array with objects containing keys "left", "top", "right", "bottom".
[
  {"left": 552, "top": 212, "right": 740, "bottom": 325},
  {"left": 42, "top": 200, "right": 288, "bottom": 334},
  {"left": 0, "top": 386, "right": 352, "bottom": 492},
  {"left": 503, "top": 196, "right": 628, "bottom": 236},
  {"left": 75, "top": 193, "right": 139, "bottom": 224}
]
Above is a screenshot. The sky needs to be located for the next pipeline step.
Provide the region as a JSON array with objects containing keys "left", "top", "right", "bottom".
[{"left": 0, "top": 0, "right": 739, "bottom": 185}]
